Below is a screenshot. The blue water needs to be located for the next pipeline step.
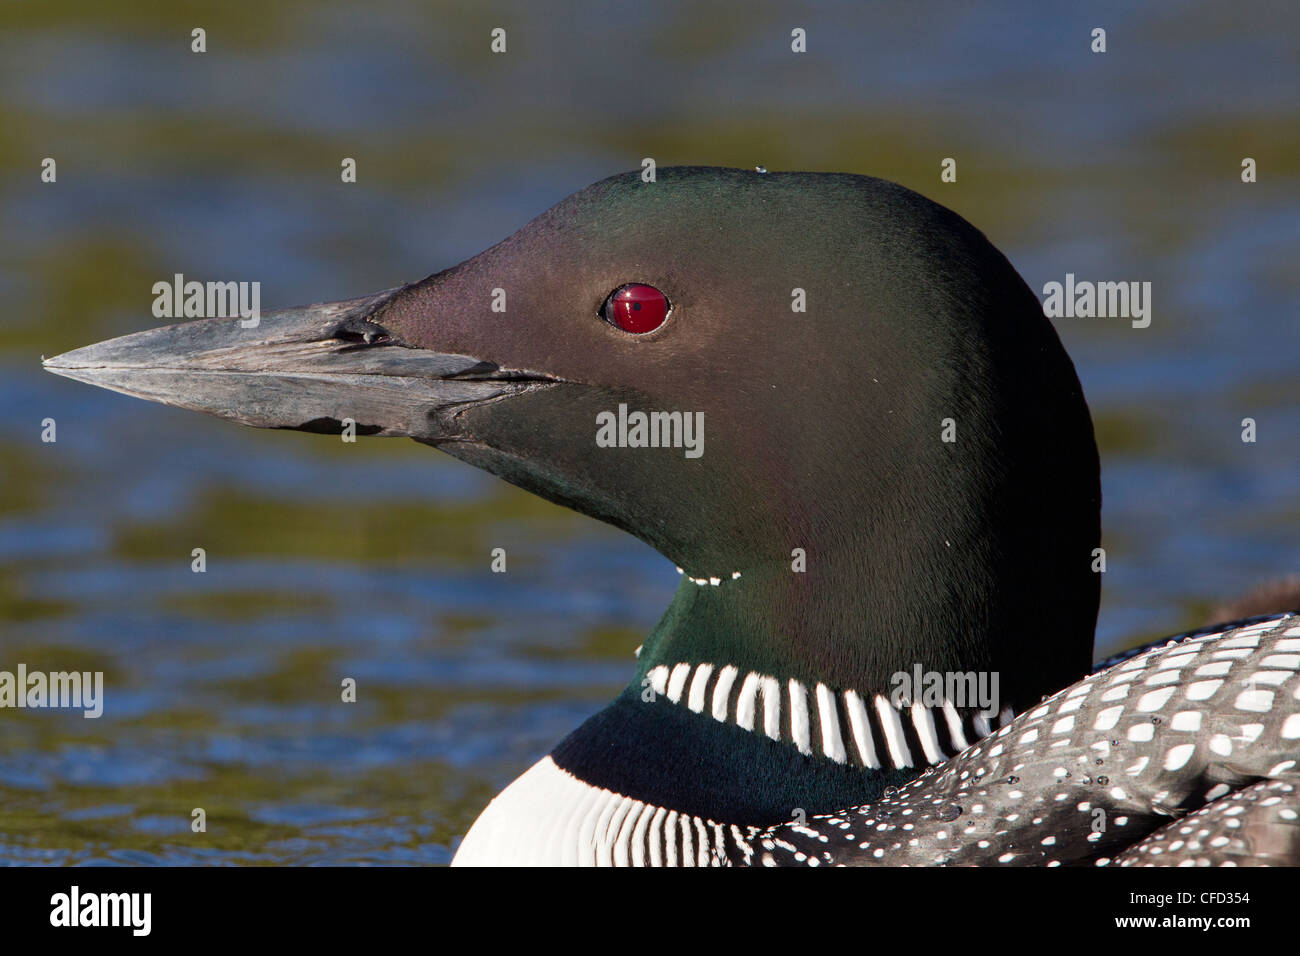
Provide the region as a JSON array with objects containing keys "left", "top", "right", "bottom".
[{"left": 1, "top": 0, "right": 1297, "bottom": 863}]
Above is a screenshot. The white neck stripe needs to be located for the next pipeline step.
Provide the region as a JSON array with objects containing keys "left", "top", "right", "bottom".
[{"left": 644, "top": 661, "right": 1012, "bottom": 770}]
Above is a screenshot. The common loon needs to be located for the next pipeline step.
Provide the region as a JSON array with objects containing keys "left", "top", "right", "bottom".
[{"left": 43, "top": 167, "right": 1300, "bottom": 866}]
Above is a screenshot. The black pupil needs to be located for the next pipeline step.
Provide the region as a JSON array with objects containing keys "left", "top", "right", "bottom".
[{"left": 632, "top": 302, "right": 641, "bottom": 310}]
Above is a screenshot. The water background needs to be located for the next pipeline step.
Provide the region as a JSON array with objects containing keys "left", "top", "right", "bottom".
[{"left": 1, "top": 0, "right": 1297, "bottom": 863}]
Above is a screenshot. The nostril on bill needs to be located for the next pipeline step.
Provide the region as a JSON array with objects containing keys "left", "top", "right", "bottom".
[{"left": 332, "top": 316, "right": 394, "bottom": 346}]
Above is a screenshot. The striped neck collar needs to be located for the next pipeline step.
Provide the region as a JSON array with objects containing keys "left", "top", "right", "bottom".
[{"left": 643, "top": 660, "right": 1013, "bottom": 770}]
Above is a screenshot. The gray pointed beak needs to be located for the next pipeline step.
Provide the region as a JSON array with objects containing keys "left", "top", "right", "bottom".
[{"left": 42, "top": 289, "right": 556, "bottom": 440}]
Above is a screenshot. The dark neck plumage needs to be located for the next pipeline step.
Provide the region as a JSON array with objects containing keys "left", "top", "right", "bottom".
[
  {"left": 550, "top": 566, "right": 1020, "bottom": 825},
  {"left": 544, "top": 371, "right": 1099, "bottom": 824},
  {"left": 551, "top": 686, "right": 920, "bottom": 826}
]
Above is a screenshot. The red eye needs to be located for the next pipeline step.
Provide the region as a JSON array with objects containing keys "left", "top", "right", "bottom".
[{"left": 602, "top": 284, "right": 670, "bottom": 334}]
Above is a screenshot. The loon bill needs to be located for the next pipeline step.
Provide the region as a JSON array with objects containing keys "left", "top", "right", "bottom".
[{"left": 42, "top": 167, "right": 1300, "bottom": 866}]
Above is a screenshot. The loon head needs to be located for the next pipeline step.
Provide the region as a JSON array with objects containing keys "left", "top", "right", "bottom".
[{"left": 45, "top": 166, "right": 1101, "bottom": 824}]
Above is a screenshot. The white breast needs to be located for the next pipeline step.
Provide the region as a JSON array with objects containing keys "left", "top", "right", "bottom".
[{"left": 451, "top": 756, "right": 745, "bottom": 866}]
